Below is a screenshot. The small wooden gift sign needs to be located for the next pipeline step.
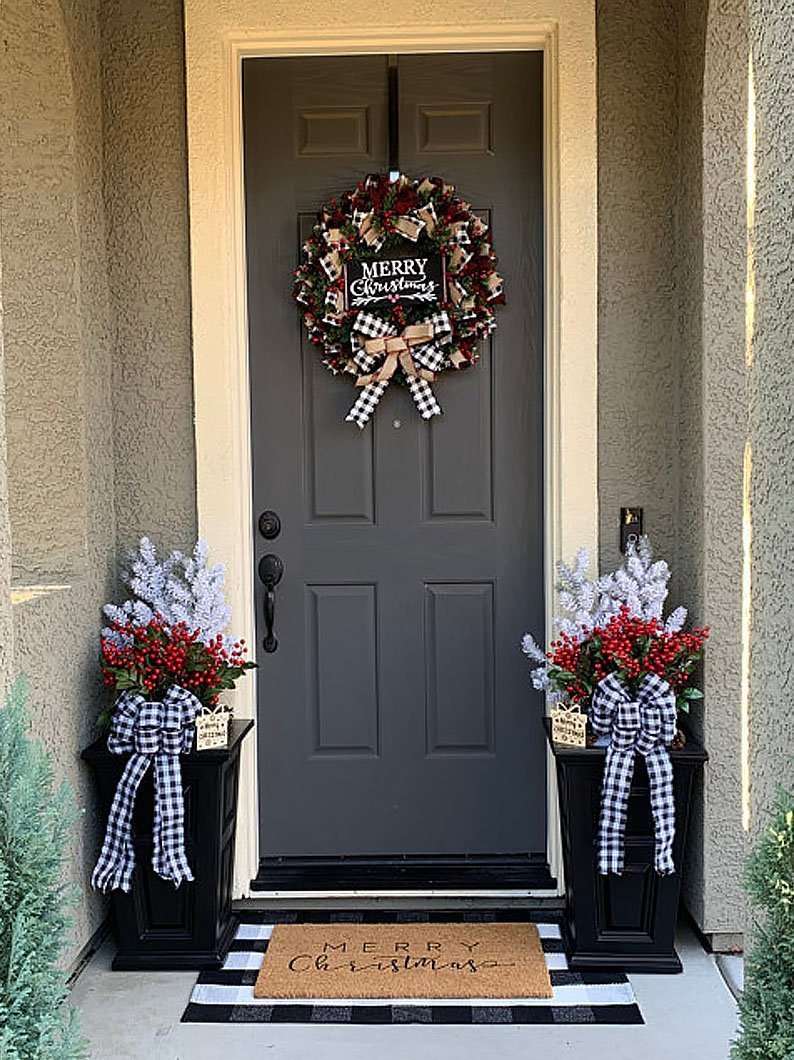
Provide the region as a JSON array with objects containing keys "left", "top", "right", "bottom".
[
  {"left": 196, "top": 709, "right": 230, "bottom": 751},
  {"left": 550, "top": 702, "right": 587, "bottom": 748}
]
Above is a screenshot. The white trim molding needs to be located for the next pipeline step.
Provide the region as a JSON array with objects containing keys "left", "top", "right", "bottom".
[{"left": 184, "top": 5, "right": 598, "bottom": 897}]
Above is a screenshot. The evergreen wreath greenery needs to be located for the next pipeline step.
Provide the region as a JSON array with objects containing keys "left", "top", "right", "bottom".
[
  {"left": 0, "top": 679, "right": 86, "bottom": 1059},
  {"left": 732, "top": 789, "right": 794, "bottom": 1060}
]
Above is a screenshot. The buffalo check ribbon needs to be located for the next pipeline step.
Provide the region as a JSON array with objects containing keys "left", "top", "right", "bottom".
[
  {"left": 91, "top": 685, "right": 201, "bottom": 893},
  {"left": 345, "top": 310, "right": 452, "bottom": 428},
  {"left": 590, "top": 673, "right": 677, "bottom": 876}
]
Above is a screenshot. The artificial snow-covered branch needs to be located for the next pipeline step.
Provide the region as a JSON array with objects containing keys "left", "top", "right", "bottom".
[{"left": 103, "top": 538, "right": 232, "bottom": 646}]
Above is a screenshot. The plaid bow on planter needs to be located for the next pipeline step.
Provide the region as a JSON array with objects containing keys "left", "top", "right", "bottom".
[
  {"left": 344, "top": 310, "right": 453, "bottom": 428},
  {"left": 590, "top": 672, "right": 677, "bottom": 877},
  {"left": 91, "top": 685, "right": 200, "bottom": 893}
]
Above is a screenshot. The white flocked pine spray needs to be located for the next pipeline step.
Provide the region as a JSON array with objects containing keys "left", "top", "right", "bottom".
[{"left": 103, "top": 537, "right": 232, "bottom": 647}]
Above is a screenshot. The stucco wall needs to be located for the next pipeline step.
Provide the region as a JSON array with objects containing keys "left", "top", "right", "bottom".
[
  {"left": 676, "top": 0, "right": 749, "bottom": 940},
  {"left": 0, "top": 246, "right": 14, "bottom": 696},
  {"left": 747, "top": 0, "right": 794, "bottom": 835},
  {"left": 675, "top": 0, "right": 709, "bottom": 928},
  {"left": 1, "top": 0, "right": 117, "bottom": 963},
  {"left": 101, "top": 0, "right": 197, "bottom": 554},
  {"left": 596, "top": 0, "right": 680, "bottom": 578},
  {"left": 1, "top": 0, "right": 90, "bottom": 582},
  {"left": 0, "top": 0, "right": 196, "bottom": 966},
  {"left": 596, "top": 0, "right": 749, "bottom": 939}
]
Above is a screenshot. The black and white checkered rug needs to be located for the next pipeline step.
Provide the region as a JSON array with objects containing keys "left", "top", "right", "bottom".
[{"left": 181, "top": 909, "right": 643, "bottom": 1025}]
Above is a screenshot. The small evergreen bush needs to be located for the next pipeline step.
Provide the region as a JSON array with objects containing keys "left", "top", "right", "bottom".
[
  {"left": 0, "top": 680, "right": 86, "bottom": 1060},
  {"left": 732, "top": 789, "right": 794, "bottom": 1060}
]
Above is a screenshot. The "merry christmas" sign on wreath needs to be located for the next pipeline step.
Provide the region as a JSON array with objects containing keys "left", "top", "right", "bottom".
[{"left": 344, "top": 252, "right": 446, "bottom": 309}]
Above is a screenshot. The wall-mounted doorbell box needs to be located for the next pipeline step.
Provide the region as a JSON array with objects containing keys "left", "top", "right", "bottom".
[{"left": 620, "top": 507, "right": 643, "bottom": 553}]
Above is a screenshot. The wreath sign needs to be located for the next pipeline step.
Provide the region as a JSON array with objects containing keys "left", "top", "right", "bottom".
[{"left": 293, "top": 174, "right": 505, "bottom": 428}]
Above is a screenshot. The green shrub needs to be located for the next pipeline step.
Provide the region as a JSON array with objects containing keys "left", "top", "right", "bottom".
[
  {"left": 732, "top": 789, "right": 794, "bottom": 1060},
  {"left": 0, "top": 679, "right": 86, "bottom": 1060}
]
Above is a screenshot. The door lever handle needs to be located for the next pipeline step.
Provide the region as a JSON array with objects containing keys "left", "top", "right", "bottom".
[{"left": 257, "top": 553, "right": 284, "bottom": 653}]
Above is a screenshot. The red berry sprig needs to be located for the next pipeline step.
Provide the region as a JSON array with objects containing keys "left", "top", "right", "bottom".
[
  {"left": 101, "top": 617, "right": 254, "bottom": 707},
  {"left": 544, "top": 605, "right": 709, "bottom": 709}
]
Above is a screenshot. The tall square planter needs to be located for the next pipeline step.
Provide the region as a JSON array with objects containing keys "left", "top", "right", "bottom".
[
  {"left": 83, "top": 718, "right": 253, "bottom": 970},
  {"left": 546, "top": 720, "right": 707, "bottom": 973}
]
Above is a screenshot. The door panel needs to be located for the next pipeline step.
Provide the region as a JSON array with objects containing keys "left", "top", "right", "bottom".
[
  {"left": 419, "top": 342, "right": 494, "bottom": 521},
  {"left": 243, "top": 53, "right": 545, "bottom": 878},
  {"left": 424, "top": 582, "right": 495, "bottom": 755},
  {"left": 306, "top": 583, "right": 380, "bottom": 756},
  {"left": 298, "top": 212, "right": 378, "bottom": 525}
]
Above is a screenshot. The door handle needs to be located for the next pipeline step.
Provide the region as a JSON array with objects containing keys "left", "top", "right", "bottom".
[{"left": 258, "top": 553, "right": 284, "bottom": 653}]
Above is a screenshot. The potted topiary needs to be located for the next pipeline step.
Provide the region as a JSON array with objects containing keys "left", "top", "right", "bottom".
[
  {"left": 522, "top": 539, "right": 709, "bottom": 972},
  {"left": 83, "top": 539, "right": 255, "bottom": 970}
]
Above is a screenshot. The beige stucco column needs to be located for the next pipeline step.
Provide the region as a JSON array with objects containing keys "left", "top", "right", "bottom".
[
  {"left": 675, "top": 0, "right": 749, "bottom": 946},
  {"left": 0, "top": 242, "right": 14, "bottom": 697},
  {"left": 746, "top": 0, "right": 794, "bottom": 834}
]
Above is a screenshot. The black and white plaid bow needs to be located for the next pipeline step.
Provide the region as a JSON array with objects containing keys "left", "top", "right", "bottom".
[
  {"left": 91, "top": 685, "right": 200, "bottom": 893},
  {"left": 590, "top": 672, "right": 677, "bottom": 876},
  {"left": 345, "top": 310, "right": 452, "bottom": 428}
]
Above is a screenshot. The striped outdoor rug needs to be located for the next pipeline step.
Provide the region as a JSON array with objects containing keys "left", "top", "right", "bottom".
[{"left": 181, "top": 909, "right": 643, "bottom": 1025}]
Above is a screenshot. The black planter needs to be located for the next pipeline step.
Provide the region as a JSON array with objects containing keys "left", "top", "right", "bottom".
[
  {"left": 83, "top": 718, "right": 253, "bottom": 971},
  {"left": 546, "top": 720, "right": 707, "bottom": 973}
]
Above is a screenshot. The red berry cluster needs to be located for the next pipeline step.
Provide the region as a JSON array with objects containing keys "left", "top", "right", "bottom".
[
  {"left": 546, "top": 606, "right": 709, "bottom": 707},
  {"left": 101, "top": 616, "right": 253, "bottom": 707}
]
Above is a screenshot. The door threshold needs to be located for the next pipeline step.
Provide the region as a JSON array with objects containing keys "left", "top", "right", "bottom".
[
  {"left": 252, "top": 853, "right": 556, "bottom": 892},
  {"left": 240, "top": 888, "right": 561, "bottom": 900}
]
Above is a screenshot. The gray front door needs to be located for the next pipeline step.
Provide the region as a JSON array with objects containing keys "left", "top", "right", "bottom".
[{"left": 243, "top": 52, "right": 546, "bottom": 888}]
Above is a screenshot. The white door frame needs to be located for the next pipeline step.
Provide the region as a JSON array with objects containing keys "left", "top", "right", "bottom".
[{"left": 184, "top": 11, "right": 598, "bottom": 897}]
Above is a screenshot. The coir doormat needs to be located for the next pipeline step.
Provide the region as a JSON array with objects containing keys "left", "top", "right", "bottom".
[
  {"left": 181, "top": 910, "right": 644, "bottom": 1025},
  {"left": 253, "top": 922, "right": 552, "bottom": 999}
]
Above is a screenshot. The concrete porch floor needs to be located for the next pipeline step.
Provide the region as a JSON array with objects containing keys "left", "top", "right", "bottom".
[{"left": 70, "top": 915, "right": 738, "bottom": 1059}]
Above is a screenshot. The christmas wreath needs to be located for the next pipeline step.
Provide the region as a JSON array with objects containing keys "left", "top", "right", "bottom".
[{"left": 293, "top": 173, "right": 504, "bottom": 427}]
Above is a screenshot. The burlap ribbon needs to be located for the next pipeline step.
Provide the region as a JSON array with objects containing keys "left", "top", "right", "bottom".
[
  {"left": 356, "top": 209, "right": 428, "bottom": 250},
  {"left": 354, "top": 174, "right": 432, "bottom": 251},
  {"left": 344, "top": 311, "right": 451, "bottom": 427},
  {"left": 355, "top": 323, "right": 437, "bottom": 388}
]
